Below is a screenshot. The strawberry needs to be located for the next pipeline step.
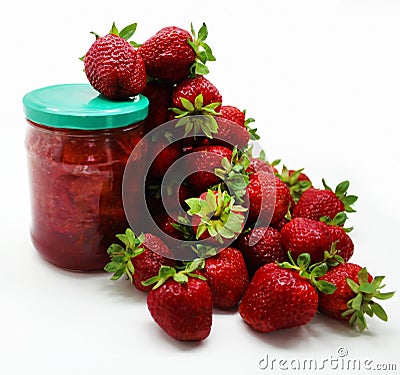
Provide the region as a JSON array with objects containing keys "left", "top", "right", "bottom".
[
  {"left": 292, "top": 180, "right": 357, "bottom": 222},
  {"left": 218, "top": 106, "right": 259, "bottom": 141},
  {"left": 326, "top": 225, "right": 354, "bottom": 262},
  {"left": 148, "top": 139, "right": 182, "bottom": 179},
  {"left": 248, "top": 158, "right": 276, "bottom": 174},
  {"left": 183, "top": 145, "right": 232, "bottom": 194},
  {"left": 280, "top": 217, "right": 331, "bottom": 264},
  {"left": 186, "top": 188, "right": 246, "bottom": 245},
  {"left": 210, "top": 118, "right": 250, "bottom": 150},
  {"left": 84, "top": 23, "right": 146, "bottom": 100},
  {"left": 104, "top": 230, "right": 176, "bottom": 293},
  {"left": 138, "top": 23, "right": 215, "bottom": 83},
  {"left": 171, "top": 76, "right": 222, "bottom": 142},
  {"left": 235, "top": 226, "right": 286, "bottom": 277},
  {"left": 213, "top": 147, "right": 251, "bottom": 204},
  {"left": 172, "top": 75, "right": 222, "bottom": 113},
  {"left": 200, "top": 247, "right": 249, "bottom": 309},
  {"left": 275, "top": 164, "right": 312, "bottom": 205},
  {"left": 153, "top": 212, "right": 191, "bottom": 241},
  {"left": 144, "top": 260, "right": 212, "bottom": 341},
  {"left": 219, "top": 105, "right": 245, "bottom": 125},
  {"left": 246, "top": 171, "right": 291, "bottom": 226},
  {"left": 318, "top": 263, "right": 395, "bottom": 331},
  {"left": 141, "top": 80, "right": 174, "bottom": 133},
  {"left": 239, "top": 263, "right": 319, "bottom": 332}
]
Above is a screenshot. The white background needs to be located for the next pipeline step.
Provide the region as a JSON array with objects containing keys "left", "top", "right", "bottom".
[{"left": 2, "top": 1, "right": 400, "bottom": 374}]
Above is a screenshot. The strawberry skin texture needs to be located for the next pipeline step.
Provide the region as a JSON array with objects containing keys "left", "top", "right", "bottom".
[
  {"left": 247, "top": 172, "right": 291, "bottom": 226},
  {"left": 139, "top": 26, "right": 196, "bottom": 83},
  {"left": 281, "top": 218, "right": 331, "bottom": 263},
  {"left": 247, "top": 158, "right": 277, "bottom": 174},
  {"left": 172, "top": 76, "right": 222, "bottom": 111},
  {"left": 133, "top": 234, "right": 176, "bottom": 293},
  {"left": 201, "top": 247, "right": 249, "bottom": 309},
  {"left": 84, "top": 34, "right": 146, "bottom": 100},
  {"left": 319, "top": 263, "right": 372, "bottom": 320},
  {"left": 184, "top": 145, "right": 232, "bottom": 194},
  {"left": 147, "top": 278, "right": 213, "bottom": 341},
  {"left": 239, "top": 263, "right": 318, "bottom": 332},
  {"left": 292, "top": 187, "right": 345, "bottom": 221},
  {"left": 235, "top": 226, "right": 285, "bottom": 277},
  {"left": 327, "top": 225, "right": 354, "bottom": 262},
  {"left": 142, "top": 80, "right": 174, "bottom": 132},
  {"left": 211, "top": 118, "right": 250, "bottom": 150},
  {"left": 219, "top": 105, "right": 245, "bottom": 126}
]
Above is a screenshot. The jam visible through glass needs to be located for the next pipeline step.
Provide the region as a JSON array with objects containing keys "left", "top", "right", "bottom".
[{"left": 26, "top": 121, "right": 144, "bottom": 271}]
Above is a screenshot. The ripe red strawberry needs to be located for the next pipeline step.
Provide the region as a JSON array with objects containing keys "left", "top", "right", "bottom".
[
  {"left": 147, "top": 277, "right": 212, "bottom": 341},
  {"left": 138, "top": 23, "right": 215, "bottom": 83},
  {"left": 104, "top": 230, "right": 176, "bottom": 293},
  {"left": 235, "top": 226, "right": 286, "bottom": 277},
  {"left": 319, "top": 263, "right": 395, "bottom": 331},
  {"left": 292, "top": 180, "right": 357, "bottom": 222},
  {"left": 275, "top": 164, "right": 312, "bottom": 205},
  {"left": 141, "top": 80, "right": 174, "bottom": 133},
  {"left": 219, "top": 105, "right": 245, "bottom": 125},
  {"left": 326, "top": 225, "right": 354, "bottom": 262},
  {"left": 200, "top": 247, "right": 249, "bottom": 309},
  {"left": 239, "top": 263, "right": 319, "bottom": 332},
  {"left": 170, "top": 75, "right": 226, "bottom": 145},
  {"left": 215, "top": 105, "right": 259, "bottom": 144},
  {"left": 186, "top": 188, "right": 246, "bottom": 245},
  {"left": 172, "top": 75, "right": 222, "bottom": 112},
  {"left": 280, "top": 217, "right": 331, "bottom": 263},
  {"left": 148, "top": 140, "right": 182, "bottom": 179},
  {"left": 84, "top": 24, "right": 146, "bottom": 100},
  {"left": 247, "top": 172, "right": 291, "bottom": 226},
  {"left": 272, "top": 217, "right": 290, "bottom": 231},
  {"left": 183, "top": 145, "right": 232, "bottom": 194},
  {"left": 144, "top": 260, "right": 212, "bottom": 341},
  {"left": 248, "top": 158, "right": 277, "bottom": 174},
  {"left": 210, "top": 118, "right": 250, "bottom": 150},
  {"left": 153, "top": 212, "right": 189, "bottom": 241}
]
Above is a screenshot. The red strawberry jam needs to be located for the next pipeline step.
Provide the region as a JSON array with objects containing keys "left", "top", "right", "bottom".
[{"left": 23, "top": 84, "right": 148, "bottom": 271}]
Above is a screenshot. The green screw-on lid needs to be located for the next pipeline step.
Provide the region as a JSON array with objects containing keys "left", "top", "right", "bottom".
[{"left": 23, "top": 83, "right": 149, "bottom": 130}]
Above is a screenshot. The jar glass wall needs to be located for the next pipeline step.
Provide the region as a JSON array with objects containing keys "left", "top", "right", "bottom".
[
  {"left": 25, "top": 121, "right": 145, "bottom": 270},
  {"left": 23, "top": 84, "right": 148, "bottom": 271}
]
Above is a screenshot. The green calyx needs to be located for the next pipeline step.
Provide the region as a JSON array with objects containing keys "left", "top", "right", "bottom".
[
  {"left": 187, "top": 22, "right": 216, "bottom": 77},
  {"left": 141, "top": 258, "right": 206, "bottom": 290},
  {"left": 320, "top": 212, "right": 354, "bottom": 233},
  {"left": 190, "top": 244, "right": 219, "bottom": 258},
  {"left": 277, "top": 163, "right": 312, "bottom": 203},
  {"left": 169, "top": 215, "right": 196, "bottom": 241},
  {"left": 243, "top": 109, "right": 260, "bottom": 140},
  {"left": 322, "top": 179, "right": 358, "bottom": 213},
  {"left": 172, "top": 94, "right": 221, "bottom": 138},
  {"left": 278, "top": 252, "right": 337, "bottom": 294},
  {"left": 342, "top": 268, "right": 395, "bottom": 332},
  {"left": 215, "top": 147, "right": 251, "bottom": 203},
  {"left": 186, "top": 186, "right": 247, "bottom": 243},
  {"left": 104, "top": 228, "right": 146, "bottom": 283}
]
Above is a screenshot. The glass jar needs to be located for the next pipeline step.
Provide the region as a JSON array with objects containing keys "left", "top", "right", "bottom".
[{"left": 23, "top": 84, "right": 148, "bottom": 271}]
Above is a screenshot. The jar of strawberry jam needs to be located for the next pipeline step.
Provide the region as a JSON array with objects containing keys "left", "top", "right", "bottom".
[{"left": 23, "top": 84, "right": 148, "bottom": 271}]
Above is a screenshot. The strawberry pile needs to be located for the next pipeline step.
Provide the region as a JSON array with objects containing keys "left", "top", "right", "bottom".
[{"left": 82, "top": 22, "right": 395, "bottom": 341}]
